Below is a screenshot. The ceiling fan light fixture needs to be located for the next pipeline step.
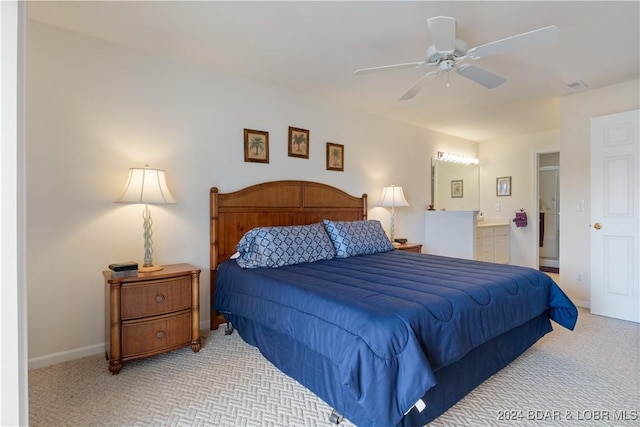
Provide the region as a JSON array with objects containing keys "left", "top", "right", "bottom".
[
  {"left": 426, "top": 41, "right": 467, "bottom": 64},
  {"left": 439, "top": 59, "right": 455, "bottom": 72}
]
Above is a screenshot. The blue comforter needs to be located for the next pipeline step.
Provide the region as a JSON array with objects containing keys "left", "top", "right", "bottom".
[{"left": 215, "top": 250, "right": 577, "bottom": 427}]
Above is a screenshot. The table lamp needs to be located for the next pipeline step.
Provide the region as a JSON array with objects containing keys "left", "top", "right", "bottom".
[
  {"left": 116, "top": 165, "right": 176, "bottom": 272},
  {"left": 380, "top": 184, "right": 409, "bottom": 242}
]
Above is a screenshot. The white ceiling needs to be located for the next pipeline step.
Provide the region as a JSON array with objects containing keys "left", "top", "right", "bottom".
[{"left": 28, "top": 1, "right": 640, "bottom": 142}]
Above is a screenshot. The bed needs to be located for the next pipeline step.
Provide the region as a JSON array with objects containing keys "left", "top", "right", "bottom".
[{"left": 209, "top": 180, "right": 578, "bottom": 427}]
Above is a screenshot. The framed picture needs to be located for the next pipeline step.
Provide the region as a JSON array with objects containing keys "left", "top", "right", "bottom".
[
  {"left": 326, "top": 142, "right": 344, "bottom": 171},
  {"left": 451, "top": 180, "right": 463, "bottom": 198},
  {"left": 496, "top": 176, "right": 511, "bottom": 196},
  {"left": 244, "top": 129, "right": 269, "bottom": 163},
  {"left": 288, "top": 126, "right": 309, "bottom": 159}
]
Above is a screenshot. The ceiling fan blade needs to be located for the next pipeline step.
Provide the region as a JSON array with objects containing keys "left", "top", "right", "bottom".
[
  {"left": 399, "top": 70, "right": 439, "bottom": 100},
  {"left": 467, "top": 25, "right": 560, "bottom": 59},
  {"left": 456, "top": 64, "right": 506, "bottom": 89},
  {"left": 354, "top": 61, "right": 425, "bottom": 75},
  {"left": 426, "top": 16, "right": 456, "bottom": 52}
]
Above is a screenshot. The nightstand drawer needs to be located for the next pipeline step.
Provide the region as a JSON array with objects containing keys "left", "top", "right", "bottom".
[
  {"left": 121, "top": 311, "right": 191, "bottom": 357},
  {"left": 121, "top": 277, "right": 191, "bottom": 319}
]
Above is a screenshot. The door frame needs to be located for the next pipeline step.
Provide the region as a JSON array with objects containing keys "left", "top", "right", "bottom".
[
  {"left": 0, "top": 1, "right": 29, "bottom": 424},
  {"left": 531, "top": 149, "right": 561, "bottom": 272},
  {"left": 538, "top": 165, "right": 560, "bottom": 268}
]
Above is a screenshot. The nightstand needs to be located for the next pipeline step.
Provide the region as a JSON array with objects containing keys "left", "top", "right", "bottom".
[
  {"left": 104, "top": 263, "right": 201, "bottom": 374},
  {"left": 394, "top": 243, "right": 423, "bottom": 253}
]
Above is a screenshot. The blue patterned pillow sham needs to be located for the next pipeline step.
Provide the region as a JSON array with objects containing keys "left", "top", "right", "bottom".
[
  {"left": 323, "top": 219, "right": 394, "bottom": 258},
  {"left": 235, "top": 222, "right": 336, "bottom": 269}
]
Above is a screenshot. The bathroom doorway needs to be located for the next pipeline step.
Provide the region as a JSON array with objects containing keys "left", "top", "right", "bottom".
[{"left": 538, "top": 152, "right": 560, "bottom": 273}]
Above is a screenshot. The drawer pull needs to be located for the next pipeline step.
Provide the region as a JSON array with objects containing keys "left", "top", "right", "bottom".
[
  {"left": 156, "top": 331, "right": 165, "bottom": 339},
  {"left": 155, "top": 294, "right": 165, "bottom": 303}
]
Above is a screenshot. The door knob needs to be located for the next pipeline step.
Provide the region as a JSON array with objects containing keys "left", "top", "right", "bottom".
[{"left": 593, "top": 222, "right": 602, "bottom": 230}]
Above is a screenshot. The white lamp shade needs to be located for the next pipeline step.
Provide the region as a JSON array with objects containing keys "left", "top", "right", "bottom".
[
  {"left": 117, "top": 167, "right": 176, "bottom": 204},
  {"left": 380, "top": 185, "right": 409, "bottom": 208}
]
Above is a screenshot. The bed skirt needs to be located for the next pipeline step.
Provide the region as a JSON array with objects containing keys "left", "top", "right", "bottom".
[
  {"left": 405, "top": 312, "right": 552, "bottom": 425},
  {"left": 225, "top": 311, "right": 553, "bottom": 427}
]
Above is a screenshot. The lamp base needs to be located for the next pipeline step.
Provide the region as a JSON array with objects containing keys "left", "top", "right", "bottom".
[{"left": 139, "top": 264, "right": 164, "bottom": 273}]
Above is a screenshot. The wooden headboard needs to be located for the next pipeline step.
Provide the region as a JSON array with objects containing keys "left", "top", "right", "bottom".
[{"left": 209, "top": 180, "right": 367, "bottom": 329}]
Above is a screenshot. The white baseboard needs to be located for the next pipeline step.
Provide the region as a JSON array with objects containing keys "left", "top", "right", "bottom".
[
  {"left": 29, "top": 319, "right": 212, "bottom": 370},
  {"left": 201, "top": 319, "right": 210, "bottom": 333},
  {"left": 539, "top": 258, "right": 559, "bottom": 268},
  {"left": 573, "top": 299, "right": 590, "bottom": 309},
  {"left": 28, "top": 343, "right": 104, "bottom": 370}
]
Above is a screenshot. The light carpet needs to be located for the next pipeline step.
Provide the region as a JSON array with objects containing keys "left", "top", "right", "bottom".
[{"left": 29, "top": 308, "right": 639, "bottom": 426}]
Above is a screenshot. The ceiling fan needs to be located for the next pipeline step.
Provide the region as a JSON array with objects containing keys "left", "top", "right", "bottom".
[{"left": 354, "top": 16, "right": 560, "bottom": 100}]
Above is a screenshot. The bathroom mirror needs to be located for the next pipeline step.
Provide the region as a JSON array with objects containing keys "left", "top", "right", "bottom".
[{"left": 431, "top": 158, "right": 480, "bottom": 211}]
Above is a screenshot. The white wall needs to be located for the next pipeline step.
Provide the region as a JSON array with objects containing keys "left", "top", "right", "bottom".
[
  {"left": 478, "top": 80, "right": 640, "bottom": 308},
  {"left": 558, "top": 79, "right": 640, "bottom": 308},
  {"left": 26, "top": 22, "right": 478, "bottom": 366},
  {"left": 479, "top": 129, "right": 560, "bottom": 268}
]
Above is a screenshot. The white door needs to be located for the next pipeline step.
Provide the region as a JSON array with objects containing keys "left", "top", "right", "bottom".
[{"left": 590, "top": 110, "right": 639, "bottom": 323}]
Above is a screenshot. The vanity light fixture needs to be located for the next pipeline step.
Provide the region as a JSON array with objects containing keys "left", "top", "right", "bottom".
[
  {"left": 437, "top": 151, "right": 479, "bottom": 165},
  {"left": 116, "top": 165, "right": 176, "bottom": 272}
]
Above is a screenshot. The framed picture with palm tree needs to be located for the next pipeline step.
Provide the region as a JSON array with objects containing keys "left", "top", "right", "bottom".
[
  {"left": 326, "top": 142, "right": 344, "bottom": 171},
  {"left": 288, "top": 126, "right": 309, "bottom": 159},
  {"left": 244, "top": 129, "right": 269, "bottom": 163}
]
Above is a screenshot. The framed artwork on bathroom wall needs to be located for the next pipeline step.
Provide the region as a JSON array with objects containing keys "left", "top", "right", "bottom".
[
  {"left": 496, "top": 176, "right": 511, "bottom": 196},
  {"left": 451, "top": 180, "right": 463, "bottom": 198}
]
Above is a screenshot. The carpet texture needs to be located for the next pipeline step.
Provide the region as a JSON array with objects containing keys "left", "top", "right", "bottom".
[{"left": 29, "top": 308, "right": 639, "bottom": 426}]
